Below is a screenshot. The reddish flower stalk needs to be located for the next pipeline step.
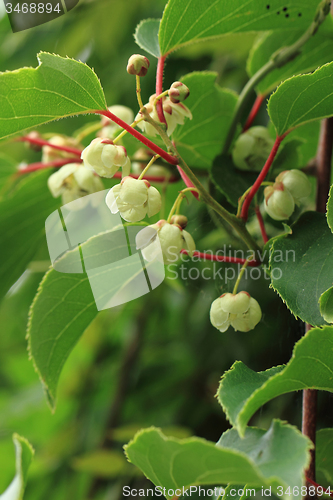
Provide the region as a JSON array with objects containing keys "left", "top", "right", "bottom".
[
  {"left": 18, "top": 158, "right": 81, "bottom": 174},
  {"left": 177, "top": 165, "right": 200, "bottom": 200},
  {"left": 94, "top": 109, "right": 178, "bottom": 165},
  {"left": 242, "top": 94, "right": 265, "bottom": 132},
  {"left": 180, "top": 249, "right": 261, "bottom": 267},
  {"left": 255, "top": 205, "right": 269, "bottom": 243},
  {"left": 305, "top": 476, "right": 333, "bottom": 497},
  {"left": 156, "top": 55, "right": 167, "bottom": 126},
  {"left": 18, "top": 136, "right": 82, "bottom": 156},
  {"left": 241, "top": 134, "right": 286, "bottom": 221},
  {"left": 17, "top": 157, "right": 179, "bottom": 183}
]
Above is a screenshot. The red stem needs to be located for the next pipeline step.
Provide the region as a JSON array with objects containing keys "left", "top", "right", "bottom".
[
  {"left": 18, "top": 158, "right": 80, "bottom": 173},
  {"left": 180, "top": 249, "right": 261, "bottom": 267},
  {"left": 306, "top": 476, "right": 333, "bottom": 497},
  {"left": 17, "top": 157, "right": 179, "bottom": 183},
  {"left": 177, "top": 165, "right": 200, "bottom": 200},
  {"left": 240, "top": 134, "right": 286, "bottom": 221},
  {"left": 255, "top": 205, "right": 269, "bottom": 243},
  {"left": 242, "top": 94, "right": 265, "bottom": 132},
  {"left": 94, "top": 109, "right": 178, "bottom": 165},
  {"left": 156, "top": 56, "right": 167, "bottom": 126},
  {"left": 18, "top": 136, "right": 82, "bottom": 156}
]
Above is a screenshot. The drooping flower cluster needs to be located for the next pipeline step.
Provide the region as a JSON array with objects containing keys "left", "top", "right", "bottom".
[
  {"left": 136, "top": 218, "right": 195, "bottom": 265},
  {"left": 264, "top": 169, "right": 311, "bottom": 221},
  {"left": 81, "top": 138, "right": 131, "bottom": 178},
  {"left": 210, "top": 292, "right": 262, "bottom": 333},
  {"left": 47, "top": 163, "right": 103, "bottom": 207},
  {"left": 106, "top": 176, "right": 161, "bottom": 222},
  {"left": 136, "top": 93, "right": 192, "bottom": 137}
]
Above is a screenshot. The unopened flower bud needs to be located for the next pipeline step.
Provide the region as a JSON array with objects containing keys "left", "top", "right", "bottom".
[
  {"left": 81, "top": 138, "right": 131, "bottom": 178},
  {"left": 232, "top": 126, "right": 274, "bottom": 171},
  {"left": 275, "top": 169, "right": 311, "bottom": 203},
  {"left": 127, "top": 54, "right": 150, "bottom": 77},
  {"left": 136, "top": 220, "right": 195, "bottom": 264},
  {"left": 210, "top": 291, "right": 262, "bottom": 333},
  {"left": 170, "top": 215, "right": 188, "bottom": 229},
  {"left": 106, "top": 177, "right": 161, "bottom": 222},
  {"left": 264, "top": 182, "right": 295, "bottom": 221},
  {"left": 169, "top": 81, "right": 190, "bottom": 103}
]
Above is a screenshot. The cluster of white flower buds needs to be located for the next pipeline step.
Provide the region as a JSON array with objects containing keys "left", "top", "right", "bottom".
[
  {"left": 136, "top": 216, "right": 195, "bottom": 265},
  {"left": 136, "top": 86, "right": 192, "bottom": 137},
  {"left": 81, "top": 138, "right": 131, "bottom": 178},
  {"left": 232, "top": 126, "right": 274, "bottom": 171},
  {"left": 105, "top": 176, "right": 162, "bottom": 222},
  {"left": 210, "top": 291, "right": 262, "bottom": 333},
  {"left": 264, "top": 169, "right": 311, "bottom": 221},
  {"left": 47, "top": 163, "right": 103, "bottom": 207}
]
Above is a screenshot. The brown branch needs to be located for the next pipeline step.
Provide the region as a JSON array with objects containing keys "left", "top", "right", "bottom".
[{"left": 303, "top": 117, "right": 333, "bottom": 498}]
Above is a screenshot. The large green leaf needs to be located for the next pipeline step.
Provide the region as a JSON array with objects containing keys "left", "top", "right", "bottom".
[
  {"left": 27, "top": 224, "right": 162, "bottom": 409},
  {"left": 0, "top": 170, "right": 59, "bottom": 302},
  {"left": 270, "top": 212, "right": 333, "bottom": 326},
  {"left": 134, "top": 19, "right": 161, "bottom": 58},
  {"left": 159, "top": 0, "right": 322, "bottom": 57},
  {"left": 319, "top": 287, "right": 333, "bottom": 324},
  {"left": 248, "top": 17, "right": 333, "bottom": 95},
  {"left": 125, "top": 421, "right": 310, "bottom": 500},
  {"left": 0, "top": 434, "right": 34, "bottom": 500},
  {"left": 217, "top": 325, "right": 333, "bottom": 436},
  {"left": 327, "top": 184, "right": 333, "bottom": 232},
  {"left": 173, "top": 72, "right": 237, "bottom": 169},
  {"left": 0, "top": 52, "right": 106, "bottom": 141},
  {"left": 316, "top": 429, "right": 333, "bottom": 486},
  {"left": 268, "top": 61, "right": 333, "bottom": 136}
]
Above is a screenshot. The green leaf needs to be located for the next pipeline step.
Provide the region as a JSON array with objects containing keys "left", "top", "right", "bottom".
[
  {"left": 327, "top": 184, "right": 333, "bottom": 232},
  {"left": 173, "top": 72, "right": 237, "bottom": 169},
  {"left": 248, "top": 17, "right": 333, "bottom": 95},
  {"left": 159, "top": 0, "right": 322, "bottom": 57},
  {"left": 217, "top": 325, "right": 333, "bottom": 436},
  {"left": 316, "top": 429, "right": 333, "bottom": 486},
  {"left": 0, "top": 170, "right": 59, "bottom": 302},
  {"left": 125, "top": 421, "right": 310, "bottom": 499},
  {"left": 71, "top": 450, "right": 127, "bottom": 478},
  {"left": 27, "top": 225, "right": 161, "bottom": 409},
  {"left": 0, "top": 434, "right": 34, "bottom": 500},
  {"left": 134, "top": 19, "right": 161, "bottom": 58},
  {"left": 270, "top": 212, "right": 333, "bottom": 326},
  {"left": 0, "top": 52, "right": 106, "bottom": 141},
  {"left": 319, "top": 287, "right": 333, "bottom": 324},
  {"left": 268, "top": 61, "right": 333, "bottom": 136},
  {"left": 0, "top": 153, "right": 17, "bottom": 194},
  {"left": 210, "top": 155, "right": 257, "bottom": 208}
]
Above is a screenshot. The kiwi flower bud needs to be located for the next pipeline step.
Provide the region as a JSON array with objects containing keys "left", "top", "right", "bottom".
[
  {"left": 264, "top": 182, "right": 295, "bottom": 221},
  {"left": 210, "top": 292, "right": 262, "bottom": 333},
  {"left": 232, "top": 126, "right": 274, "bottom": 171},
  {"left": 127, "top": 54, "right": 150, "bottom": 77},
  {"left": 106, "top": 177, "right": 161, "bottom": 222},
  {"left": 169, "top": 81, "right": 190, "bottom": 103},
  {"left": 275, "top": 169, "right": 311, "bottom": 203}
]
